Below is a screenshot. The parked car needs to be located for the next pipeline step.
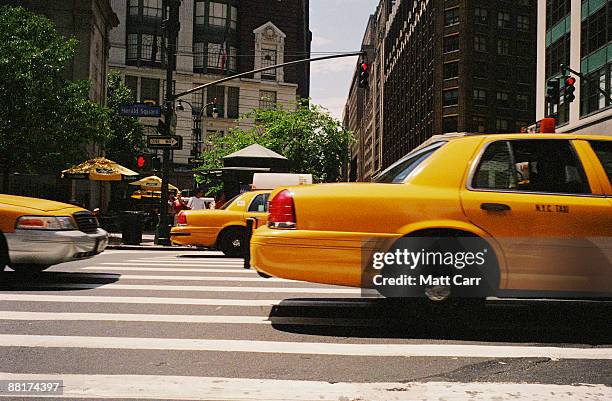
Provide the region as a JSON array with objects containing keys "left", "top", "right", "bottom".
[
  {"left": 171, "top": 190, "right": 271, "bottom": 257},
  {"left": 250, "top": 133, "right": 612, "bottom": 300},
  {"left": 0, "top": 195, "right": 108, "bottom": 273}
]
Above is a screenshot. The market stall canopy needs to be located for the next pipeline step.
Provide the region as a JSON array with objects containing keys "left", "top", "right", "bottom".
[
  {"left": 62, "top": 157, "right": 139, "bottom": 181},
  {"left": 222, "top": 144, "right": 289, "bottom": 171},
  {"left": 129, "top": 175, "right": 179, "bottom": 192}
]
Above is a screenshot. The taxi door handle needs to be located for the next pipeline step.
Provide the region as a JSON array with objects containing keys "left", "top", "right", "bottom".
[{"left": 480, "top": 203, "right": 511, "bottom": 212}]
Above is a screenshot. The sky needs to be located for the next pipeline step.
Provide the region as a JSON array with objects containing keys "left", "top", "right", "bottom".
[{"left": 309, "top": 0, "right": 380, "bottom": 121}]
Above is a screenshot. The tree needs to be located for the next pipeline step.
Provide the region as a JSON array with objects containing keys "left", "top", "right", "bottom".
[
  {"left": 0, "top": 6, "right": 110, "bottom": 191},
  {"left": 104, "top": 71, "right": 145, "bottom": 167},
  {"left": 197, "top": 99, "right": 352, "bottom": 192}
]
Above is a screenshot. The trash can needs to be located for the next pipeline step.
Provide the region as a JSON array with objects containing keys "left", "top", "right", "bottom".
[{"left": 120, "top": 211, "right": 144, "bottom": 245}]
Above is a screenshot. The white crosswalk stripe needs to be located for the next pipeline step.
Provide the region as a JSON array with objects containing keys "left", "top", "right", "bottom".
[
  {"left": 1, "top": 253, "right": 609, "bottom": 401},
  {"left": 1, "top": 373, "right": 610, "bottom": 401}
]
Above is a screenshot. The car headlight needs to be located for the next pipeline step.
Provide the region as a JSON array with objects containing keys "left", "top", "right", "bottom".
[{"left": 16, "top": 216, "right": 77, "bottom": 230}]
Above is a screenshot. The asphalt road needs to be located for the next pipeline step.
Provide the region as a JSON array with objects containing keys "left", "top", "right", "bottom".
[{"left": 0, "top": 249, "right": 610, "bottom": 400}]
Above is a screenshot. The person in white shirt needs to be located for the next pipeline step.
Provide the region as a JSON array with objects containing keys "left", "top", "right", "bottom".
[{"left": 187, "top": 189, "right": 208, "bottom": 210}]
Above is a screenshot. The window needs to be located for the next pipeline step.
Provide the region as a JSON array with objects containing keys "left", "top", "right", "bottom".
[
  {"left": 545, "top": 34, "right": 570, "bottom": 78},
  {"left": 546, "top": 0, "right": 570, "bottom": 30},
  {"left": 230, "top": 6, "right": 238, "bottom": 30},
  {"left": 473, "top": 140, "right": 591, "bottom": 194},
  {"left": 474, "top": 7, "right": 487, "bottom": 24},
  {"left": 443, "top": 116, "right": 458, "bottom": 133},
  {"left": 208, "top": 43, "right": 222, "bottom": 70},
  {"left": 495, "top": 118, "right": 509, "bottom": 132},
  {"left": 207, "top": 85, "right": 225, "bottom": 117},
  {"left": 497, "top": 91, "right": 510, "bottom": 107},
  {"left": 375, "top": 143, "right": 445, "bottom": 183},
  {"left": 473, "top": 116, "right": 487, "bottom": 133},
  {"left": 497, "top": 12, "right": 511, "bottom": 29},
  {"left": 143, "top": 0, "right": 162, "bottom": 18},
  {"left": 473, "top": 89, "right": 486, "bottom": 105},
  {"left": 443, "top": 35, "right": 459, "bottom": 53},
  {"left": 194, "top": 1, "right": 205, "bottom": 25},
  {"left": 141, "top": 34, "right": 161, "bottom": 63},
  {"left": 474, "top": 63, "right": 488, "bottom": 79},
  {"left": 517, "top": 15, "right": 529, "bottom": 31},
  {"left": 125, "top": 76, "right": 138, "bottom": 102},
  {"left": 581, "top": 6, "right": 610, "bottom": 57},
  {"left": 444, "top": 8, "right": 459, "bottom": 26},
  {"left": 443, "top": 89, "right": 459, "bottom": 106},
  {"left": 474, "top": 35, "right": 487, "bottom": 52},
  {"left": 581, "top": 65, "right": 612, "bottom": 116},
  {"left": 227, "top": 86, "right": 239, "bottom": 118},
  {"left": 128, "top": 0, "right": 139, "bottom": 16},
  {"left": 261, "top": 47, "right": 278, "bottom": 80},
  {"left": 443, "top": 62, "right": 459, "bottom": 79},
  {"left": 209, "top": 2, "right": 228, "bottom": 27},
  {"left": 589, "top": 141, "right": 612, "bottom": 184},
  {"left": 248, "top": 194, "right": 270, "bottom": 212},
  {"left": 516, "top": 94, "right": 529, "bottom": 110},
  {"left": 259, "top": 90, "right": 277, "bottom": 109},
  {"left": 127, "top": 34, "right": 139, "bottom": 61},
  {"left": 193, "top": 42, "right": 205, "bottom": 70},
  {"left": 497, "top": 39, "right": 509, "bottom": 55},
  {"left": 140, "top": 78, "right": 160, "bottom": 104}
]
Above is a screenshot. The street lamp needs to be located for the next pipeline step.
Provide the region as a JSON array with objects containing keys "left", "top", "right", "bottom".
[{"left": 176, "top": 98, "right": 219, "bottom": 178}]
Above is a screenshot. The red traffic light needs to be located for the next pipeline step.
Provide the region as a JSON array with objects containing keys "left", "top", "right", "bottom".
[
  {"left": 566, "top": 76, "right": 576, "bottom": 86},
  {"left": 361, "top": 63, "right": 368, "bottom": 72},
  {"left": 137, "top": 155, "right": 146, "bottom": 169}
]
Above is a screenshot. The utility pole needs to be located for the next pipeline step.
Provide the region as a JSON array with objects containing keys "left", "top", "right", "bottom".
[{"left": 156, "top": 0, "right": 181, "bottom": 245}]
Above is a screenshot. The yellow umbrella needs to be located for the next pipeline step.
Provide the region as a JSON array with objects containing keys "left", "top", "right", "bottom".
[
  {"left": 62, "top": 157, "right": 139, "bottom": 181},
  {"left": 129, "top": 175, "right": 179, "bottom": 192}
]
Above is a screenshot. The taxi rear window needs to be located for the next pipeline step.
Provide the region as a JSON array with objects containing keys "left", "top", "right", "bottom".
[
  {"left": 589, "top": 141, "right": 612, "bottom": 184},
  {"left": 374, "top": 142, "right": 446, "bottom": 183}
]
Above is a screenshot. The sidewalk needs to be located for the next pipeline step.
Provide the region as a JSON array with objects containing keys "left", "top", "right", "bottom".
[{"left": 107, "top": 233, "right": 196, "bottom": 251}]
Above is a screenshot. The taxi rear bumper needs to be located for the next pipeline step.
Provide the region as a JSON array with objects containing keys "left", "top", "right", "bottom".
[{"left": 5, "top": 228, "right": 108, "bottom": 266}]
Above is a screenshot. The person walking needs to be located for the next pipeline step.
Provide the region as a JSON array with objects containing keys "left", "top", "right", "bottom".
[{"left": 187, "top": 189, "right": 208, "bottom": 210}]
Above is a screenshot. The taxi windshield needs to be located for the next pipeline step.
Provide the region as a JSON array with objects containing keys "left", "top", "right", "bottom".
[{"left": 374, "top": 142, "right": 446, "bottom": 183}]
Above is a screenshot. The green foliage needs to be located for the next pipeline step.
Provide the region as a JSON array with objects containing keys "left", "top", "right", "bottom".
[
  {"left": 196, "top": 99, "right": 352, "bottom": 191},
  {"left": 0, "top": 6, "right": 110, "bottom": 183},
  {"left": 104, "top": 71, "right": 145, "bottom": 167}
]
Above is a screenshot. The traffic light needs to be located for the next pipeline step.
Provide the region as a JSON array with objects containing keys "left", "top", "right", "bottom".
[
  {"left": 564, "top": 76, "right": 576, "bottom": 103},
  {"left": 135, "top": 154, "right": 161, "bottom": 172},
  {"left": 358, "top": 62, "right": 369, "bottom": 88},
  {"left": 546, "top": 78, "right": 559, "bottom": 116}
]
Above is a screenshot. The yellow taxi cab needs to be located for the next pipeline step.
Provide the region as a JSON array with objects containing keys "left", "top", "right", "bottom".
[
  {"left": 171, "top": 190, "right": 271, "bottom": 257},
  {"left": 250, "top": 133, "right": 612, "bottom": 300},
  {"left": 0, "top": 195, "right": 109, "bottom": 273}
]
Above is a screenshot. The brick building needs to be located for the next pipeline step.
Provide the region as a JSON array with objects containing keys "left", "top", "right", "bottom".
[{"left": 382, "top": 0, "right": 537, "bottom": 169}]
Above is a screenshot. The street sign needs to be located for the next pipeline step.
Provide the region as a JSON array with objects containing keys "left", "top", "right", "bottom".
[
  {"left": 147, "top": 135, "right": 183, "bottom": 150},
  {"left": 120, "top": 103, "right": 162, "bottom": 117},
  {"left": 188, "top": 158, "right": 205, "bottom": 165}
]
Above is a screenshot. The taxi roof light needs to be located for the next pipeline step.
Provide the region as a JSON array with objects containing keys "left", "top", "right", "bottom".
[{"left": 268, "top": 190, "right": 296, "bottom": 229}]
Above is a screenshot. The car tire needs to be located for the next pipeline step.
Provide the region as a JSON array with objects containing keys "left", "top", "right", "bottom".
[
  {"left": 10, "top": 264, "right": 51, "bottom": 274},
  {"left": 218, "top": 228, "right": 246, "bottom": 258},
  {"left": 0, "top": 233, "right": 7, "bottom": 273}
]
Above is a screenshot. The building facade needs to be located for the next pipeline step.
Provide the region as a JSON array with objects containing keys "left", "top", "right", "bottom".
[
  {"left": 4, "top": 0, "right": 119, "bottom": 105},
  {"left": 108, "top": 0, "right": 311, "bottom": 169},
  {"left": 536, "top": 0, "right": 612, "bottom": 134},
  {"left": 344, "top": 0, "right": 393, "bottom": 182},
  {"left": 381, "top": 0, "right": 537, "bottom": 169}
]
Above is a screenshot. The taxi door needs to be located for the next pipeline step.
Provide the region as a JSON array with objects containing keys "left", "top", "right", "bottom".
[
  {"left": 460, "top": 138, "right": 612, "bottom": 295},
  {"left": 244, "top": 192, "right": 270, "bottom": 229}
]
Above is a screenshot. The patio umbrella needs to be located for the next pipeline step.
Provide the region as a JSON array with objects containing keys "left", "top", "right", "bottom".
[
  {"left": 129, "top": 175, "right": 179, "bottom": 192},
  {"left": 62, "top": 157, "right": 139, "bottom": 181}
]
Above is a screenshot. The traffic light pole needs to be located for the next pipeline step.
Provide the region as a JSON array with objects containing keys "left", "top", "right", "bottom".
[{"left": 156, "top": 0, "right": 180, "bottom": 246}]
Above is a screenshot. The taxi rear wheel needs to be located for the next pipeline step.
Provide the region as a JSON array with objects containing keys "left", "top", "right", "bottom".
[{"left": 218, "top": 228, "right": 246, "bottom": 258}]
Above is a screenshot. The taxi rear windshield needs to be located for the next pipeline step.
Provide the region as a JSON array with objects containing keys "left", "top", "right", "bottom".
[{"left": 374, "top": 142, "right": 446, "bottom": 183}]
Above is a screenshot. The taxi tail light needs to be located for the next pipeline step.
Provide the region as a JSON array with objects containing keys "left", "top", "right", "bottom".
[
  {"left": 268, "top": 190, "right": 296, "bottom": 229},
  {"left": 177, "top": 212, "right": 187, "bottom": 225}
]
